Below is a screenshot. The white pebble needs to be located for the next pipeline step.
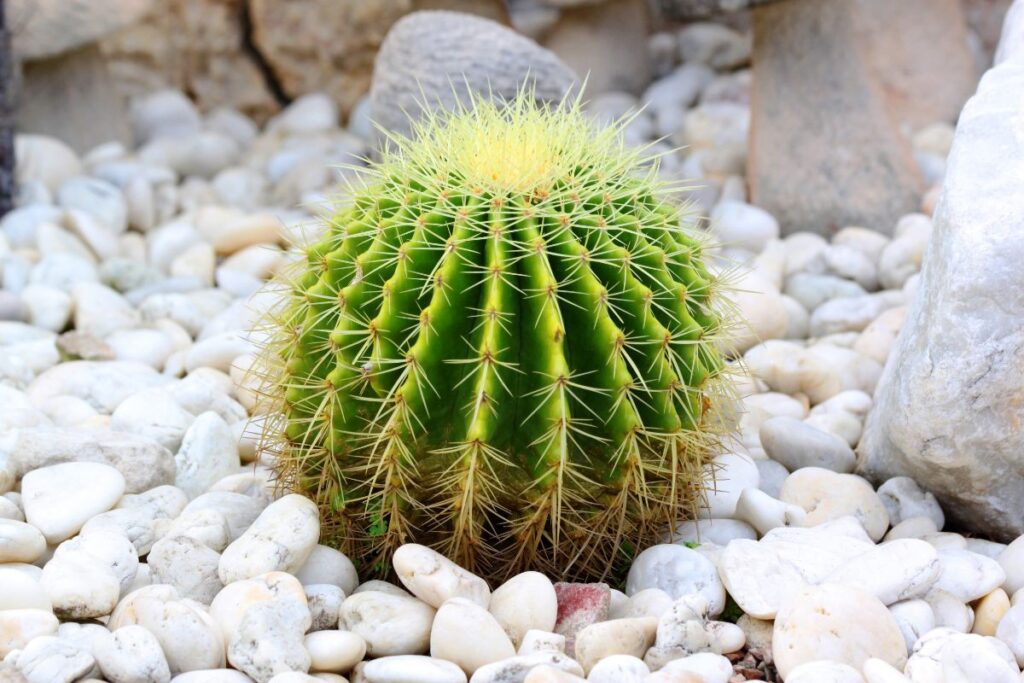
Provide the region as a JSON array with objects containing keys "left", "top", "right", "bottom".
[
  {"left": 296, "top": 545, "right": 359, "bottom": 595},
  {"left": 489, "top": 572, "right": 558, "bottom": 648},
  {"left": 393, "top": 543, "right": 490, "bottom": 609},
  {"left": 218, "top": 494, "right": 319, "bottom": 583},
  {"left": 94, "top": 624, "right": 172, "bottom": 683},
  {"left": 779, "top": 468, "right": 889, "bottom": 541},
  {"left": 784, "top": 660, "right": 866, "bottom": 683},
  {"left": 305, "top": 630, "right": 365, "bottom": 673},
  {"left": 0, "top": 518, "right": 47, "bottom": 563},
  {"left": 358, "top": 655, "right": 466, "bottom": 683},
  {"left": 22, "top": 461, "right": 126, "bottom": 544},
  {"left": 586, "top": 654, "right": 648, "bottom": 683},
  {"left": 431, "top": 597, "right": 515, "bottom": 674},
  {"left": 573, "top": 617, "right": 656, "bottom": 675},
  {"left": 626, "top": 545, "right": 725, "bottom": 615},
  {"left": 340, "top": 590, "right": 436, "bottom": 657},
  {"left": 12, "top": 635, "right": 95, "bottom": 683},
  {"left": 935, "top": 549, "right": 1007, "bottom": 603},
  {"left": 174, "top": 411, "right": 240, "bottom": 499},
  {"left": 518, "top": 630, "right": 566, "bottom": 655},
  {"left": 109, "top": 584, "right": 226, "bottom": 674},
  {"left": 0, "top": 608, "right": 58, "bottom": 658},
  {"left": 148, "top": 534, "right": 223, "bottom": 604}
]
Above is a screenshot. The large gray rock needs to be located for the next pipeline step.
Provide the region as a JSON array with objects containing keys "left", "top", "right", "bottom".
[
  {"left": 858, "top": 8, "right": 1024, "bottom": 542},
  {"left": 369, "top": 10, "right": 577, "bottom": 143}
]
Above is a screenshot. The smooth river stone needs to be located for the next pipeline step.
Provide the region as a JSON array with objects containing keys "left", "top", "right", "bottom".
[
  {"left": 358, "top": 655, "right": 466, "bottom": 683},
  {"left": 573, "top": 617, "right": 657, "bottom": 675},
  {"left": 393, "top": 543, "right": 490, "bottom": 609},
  {"left": 0, "top": 609, "right": 58, "bottom": 658},
  {"left": 779, "top": 467, "right": 890, "bottom": 541},
  {"left": 773, "top": 584, "right": 907, "bottom": 679},
  {"left": 719, "top": 519, "right": 874, "bottom": 619},
  {"left": 0, "top": 568, "right": 50, "bottom": 610},
  {"left": 934, "top": 549, "right": 1007, "bottom": 602},
  {"left": 0, "top": 518, "right": 47, "bottom": 563},
  {"left": 825, "top": 538, "right": 940, "bottom": 605},
  {"left": 340, "top": 591, "right": 436, "bottom": 657},
  {"left": 218, "top": 494, "right": 319, "bottom": 584},
  {"left": 489, "top": 572, "right": 558, "bottom": 647},
  {"left": 625, "top": 545, "right": 725, "bottom": 615},
  {"left": 759, "top": 416, "right": 857, "bottom": 473},
  {"left": 22, "top": 461, "right": 125, "bottom": 543},
  {"left": 431, "top": 597, "right": 515, "bottom": 674}
]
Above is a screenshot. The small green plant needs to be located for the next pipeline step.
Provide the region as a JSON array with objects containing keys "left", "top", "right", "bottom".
[{"left": 256, "top": 89, "right": 735, "bottom": 582}]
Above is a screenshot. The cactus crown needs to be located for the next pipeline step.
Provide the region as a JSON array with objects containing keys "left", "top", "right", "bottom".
[{"left": 256, "top": 88, "right": 736, "bottom": 582}]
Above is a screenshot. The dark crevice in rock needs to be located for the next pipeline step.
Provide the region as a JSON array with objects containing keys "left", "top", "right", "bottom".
[{"left": 239, "top": 0, "right": 291, "bottom": 106}]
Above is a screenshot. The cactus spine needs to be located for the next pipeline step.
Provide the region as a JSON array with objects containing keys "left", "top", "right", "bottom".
[{"left": 257, "top": 90, "right": 734, "bottom": 582}]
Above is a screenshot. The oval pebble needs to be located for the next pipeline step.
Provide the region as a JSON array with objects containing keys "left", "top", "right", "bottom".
[
  {"left": 393, "top": 544, "right": 490, "bottom": 609},
  {"left": 0, "top": 518, "right": 47, "bottom": 563},
  {"left": 218, "top": 494, "right": 319, "bottom": 584},
  {"left": 340, "top": 590, "right": 436, "bottom": 657},
  {"left": 305, "top": 630, "right": 365, "bottom": 673},
  {"left": 359, "top": 655, "right": 466, "bottom": 683},
  {"left": 625, "top": 545, "right": 725, "bottom": 615},
  {"left": 22, "top": 461, "right": 126, "bottom": 544}
]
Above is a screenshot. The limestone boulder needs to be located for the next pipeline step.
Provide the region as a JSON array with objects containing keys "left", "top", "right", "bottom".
[{"left": 858, "top": 7, "right": 1024, "bottom": 542}]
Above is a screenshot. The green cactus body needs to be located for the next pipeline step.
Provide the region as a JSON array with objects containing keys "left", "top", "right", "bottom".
[{"left": 259, "top": 91, "right": 734, "bottom": 581}]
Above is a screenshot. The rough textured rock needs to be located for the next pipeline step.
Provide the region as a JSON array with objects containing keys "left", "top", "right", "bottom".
[
  {"left": 9, "top": 0, "right": 151, "bottom": 152},
  {"left": 748, "top": 0, "right": 923, "bottom": 236},
  {"left": 16, "top": 45, "right": 132, "bottom": 153},
  {"left": 369, "top": 10, "right": 577, "bottom": 142},
  {"left": 856, "top": 0, "right": 978, "bottom": 132},
  {"left": 249, "top": 0, "right": 412, "bottom": 118},
  {"left": 100, "top": 0, "right": 280, "bottom": 122},
  {"left": 858, "top": 28, "right": 1024, "bottom": 541},
  {"left": 542, "top": 0, "right": 650, "bottom": 96},
  {"left": 10, "top": 0, "right": 154, "bottom": 59}
]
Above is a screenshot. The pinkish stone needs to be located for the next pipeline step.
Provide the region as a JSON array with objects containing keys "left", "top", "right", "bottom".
[{"left": 553, "top": 582, "right": 610, "bottom": 657}]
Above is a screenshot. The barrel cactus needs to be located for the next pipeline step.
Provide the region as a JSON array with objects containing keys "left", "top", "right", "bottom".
[{"left": 257, "top": 90, "right": 735, "bottom": 582}]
